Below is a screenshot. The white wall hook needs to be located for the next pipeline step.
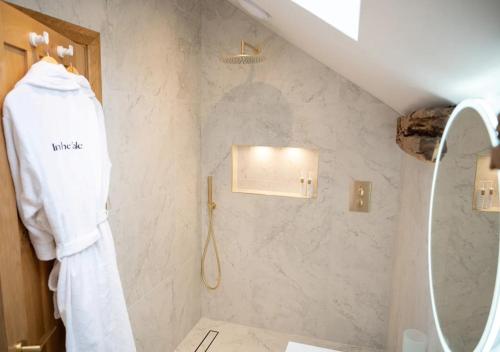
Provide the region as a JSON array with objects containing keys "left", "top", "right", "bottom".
[
  {"left": 56, "top": 45, "right": 74, "bottom": 58},
  {"left": 29, "top": 31, "right": 49, "bottom": 47}
]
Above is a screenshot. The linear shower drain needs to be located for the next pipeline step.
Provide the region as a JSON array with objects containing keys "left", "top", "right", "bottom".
[{"left": 194, "top": 330, "right": 219, "bottom": 352}]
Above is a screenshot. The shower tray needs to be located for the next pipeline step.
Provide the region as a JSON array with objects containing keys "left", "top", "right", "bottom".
[{"left": 175, "top": 318, "right": 381, "bottom": 352}]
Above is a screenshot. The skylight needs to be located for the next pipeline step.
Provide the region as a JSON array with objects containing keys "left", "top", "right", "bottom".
[{"left": 290, "top": 0, "right": 361, "bottom": 41}]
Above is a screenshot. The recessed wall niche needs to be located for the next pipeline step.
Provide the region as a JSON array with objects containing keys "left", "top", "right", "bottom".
[{"left": 231, "top": 145, "right": 319, "bottom": 198}]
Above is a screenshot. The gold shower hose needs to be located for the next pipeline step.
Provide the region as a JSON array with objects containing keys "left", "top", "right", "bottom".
[{"left": 201, "top": 176, "right": 222, "bottom": 289}]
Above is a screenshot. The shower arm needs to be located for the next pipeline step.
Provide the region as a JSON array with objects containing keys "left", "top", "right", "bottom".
[{"left": 240, "top": 40, "right": 261, "bottom": 55}]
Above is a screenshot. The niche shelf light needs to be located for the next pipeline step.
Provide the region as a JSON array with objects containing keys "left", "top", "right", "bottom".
[{"left": 231, "top": 145, "right": 319, "bottom": 199}]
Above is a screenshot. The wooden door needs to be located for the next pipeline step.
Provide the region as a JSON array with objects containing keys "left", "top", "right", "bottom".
[{"left": 0, "top": 2, "right": 102, "bottom": 351}]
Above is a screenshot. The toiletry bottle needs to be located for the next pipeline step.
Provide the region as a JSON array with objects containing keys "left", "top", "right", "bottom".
[
  {"left": 300, "top": 171, "right": 306, "bottom": 197},
  {"left": 306, "top": 171, "right": 313, "bottom": 198},
  {"left": 477, "top": 181, "right": 486, "bottom": 209}
]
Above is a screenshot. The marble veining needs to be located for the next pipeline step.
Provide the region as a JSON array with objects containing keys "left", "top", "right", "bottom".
[{"left": 200, "top": 0, "right": 402, "bottom": 349}]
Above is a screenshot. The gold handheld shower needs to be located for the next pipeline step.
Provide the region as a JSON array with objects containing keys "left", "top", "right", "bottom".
[
  {"left": 221, "top": 40, "right": 265, "bottom": 64},
  {"left": 201, "top": 176, "right": 222, "bottom": 289}
]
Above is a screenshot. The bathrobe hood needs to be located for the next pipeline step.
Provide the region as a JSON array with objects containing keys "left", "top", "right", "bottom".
[
  {"left": 17, "top": 61, "right": 96, "bottom": 98},
  {"left": 17, "top": 61, "right": 80, "bottom": 91}
]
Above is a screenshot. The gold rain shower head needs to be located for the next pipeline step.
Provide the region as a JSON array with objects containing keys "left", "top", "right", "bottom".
[{"left": 221, "top": 40, "right": 265, "bottom": 64}]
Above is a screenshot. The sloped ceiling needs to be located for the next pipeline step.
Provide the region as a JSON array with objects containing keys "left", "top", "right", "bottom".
[{"left": 227, "top": 0, "right": 500, "bottom": 114}]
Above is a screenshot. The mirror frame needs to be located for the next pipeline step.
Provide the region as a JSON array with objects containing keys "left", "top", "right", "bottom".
[{"left": 428, "top": 98, "right": 500, "bottom": 352}]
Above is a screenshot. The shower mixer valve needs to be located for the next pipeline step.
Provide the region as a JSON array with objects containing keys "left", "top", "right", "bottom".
[{"left": 349, "top": 180, "right": 371, "bottom": 212}]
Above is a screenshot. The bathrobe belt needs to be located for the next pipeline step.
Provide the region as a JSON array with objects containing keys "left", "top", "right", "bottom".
[
  {"left": 48, "top": 209, "right": 109, "bottom": 320},
  {"left": 55, "top": 209, "right": 109, "bottom": 260}
]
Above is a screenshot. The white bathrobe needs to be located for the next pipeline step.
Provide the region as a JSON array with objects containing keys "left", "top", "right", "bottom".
[{"left": 2, "top": 61, "right": 136, "bottom": 352}]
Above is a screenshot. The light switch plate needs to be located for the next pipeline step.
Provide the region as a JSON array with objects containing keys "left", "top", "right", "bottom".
[{"left": 349, "top": 181, "right": 371, "bottom": 212}]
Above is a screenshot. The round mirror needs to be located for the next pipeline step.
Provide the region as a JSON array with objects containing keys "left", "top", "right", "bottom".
[{"left": 429, "top": 99, "right": 500, "bottom": 352}]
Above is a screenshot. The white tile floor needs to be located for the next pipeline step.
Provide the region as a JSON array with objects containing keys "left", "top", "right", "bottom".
[{"left": 175, "top": 318, "right": 382, "bottom": 352}]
